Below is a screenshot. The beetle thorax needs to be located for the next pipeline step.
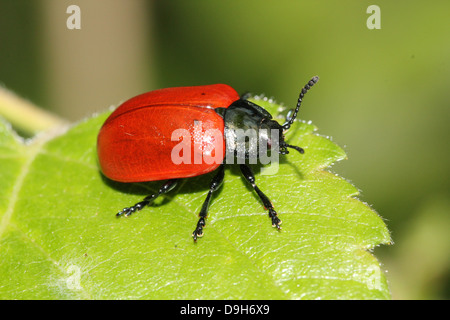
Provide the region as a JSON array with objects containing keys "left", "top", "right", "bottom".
[{"left": 221, "top": 100, "right": 285, "bottom": 164}]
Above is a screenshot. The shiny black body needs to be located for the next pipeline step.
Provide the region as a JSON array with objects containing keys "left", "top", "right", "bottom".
[{"left": 216, "top": 99, "right": 285, "bottom": 162}]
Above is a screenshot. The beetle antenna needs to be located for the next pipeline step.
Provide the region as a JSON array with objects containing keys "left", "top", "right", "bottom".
[{"left": 282, "top": 76, "right": 319, "bottom": 131}]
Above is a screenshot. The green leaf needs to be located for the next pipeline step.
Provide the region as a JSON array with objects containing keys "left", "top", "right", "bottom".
[{"left": 0, "top": 97, "right": 391, "bottom": 299}]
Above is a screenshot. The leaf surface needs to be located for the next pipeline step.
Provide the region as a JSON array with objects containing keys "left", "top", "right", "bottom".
[{"left": 0, "top": 99, "right": 391, "bottom": 299}]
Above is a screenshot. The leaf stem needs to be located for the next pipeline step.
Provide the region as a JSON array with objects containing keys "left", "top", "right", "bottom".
[{"left": 0, "top": 86, "right": 69, "bottom": 135}]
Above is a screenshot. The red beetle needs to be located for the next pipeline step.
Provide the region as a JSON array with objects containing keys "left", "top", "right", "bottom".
[{"left": 97, "top": 76, "right": 319, "bottom": 240}]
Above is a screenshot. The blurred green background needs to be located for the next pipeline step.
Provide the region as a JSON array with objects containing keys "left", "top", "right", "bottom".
[{"left": 0, "top": 0, "right": 449, "bottom": 299}]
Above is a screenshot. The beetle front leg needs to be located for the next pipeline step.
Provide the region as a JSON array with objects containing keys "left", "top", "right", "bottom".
[
  {"left": 116, "top": 179, "right": 178, "bottom": 217},
  {"left": 192, "top": 164, "right": 225, "bottom": 241},
  {"left": 240, "top": 164, "right": 282, "bottom": 230}
]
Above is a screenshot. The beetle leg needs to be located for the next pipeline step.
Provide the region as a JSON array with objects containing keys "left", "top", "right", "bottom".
[
  {"left": 116, "top": 179, "right": 178, "bottom": 217},
  {"left": 192, "top": 164, "right": 225, "bottom": 241},
  {"left": 239, "top": 164, "right": 282, "bottom": 230}
]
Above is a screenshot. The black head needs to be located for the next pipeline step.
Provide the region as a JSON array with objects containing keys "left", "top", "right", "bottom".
[{"left": 218, "top": 76, "right": 319, "bottom": 161}]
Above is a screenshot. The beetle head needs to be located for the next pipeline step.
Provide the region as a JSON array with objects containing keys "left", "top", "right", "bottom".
[{"left": 220, "top": 76, "right": 318, "bottom": 162}]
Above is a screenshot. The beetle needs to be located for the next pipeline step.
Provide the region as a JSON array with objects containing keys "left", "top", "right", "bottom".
[{"left": 97, "top": 76, "right": 319, "bottom": 240}]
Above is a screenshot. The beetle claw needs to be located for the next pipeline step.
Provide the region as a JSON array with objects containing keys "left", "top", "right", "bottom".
[
  {"left": 116, "top": 198, "right": 151, "bottom": 218},
  {"left": 269, "top": 209, "right": 282, "bottom": 230},
  {"left": 192, "top": 218, "right": 206, "bottom": 241},
  {"left": 116, "top": 207, "right": 131, "bottom": 217},
  {"left": 192, "top": 229, "right": 204, "bottom": 242}
]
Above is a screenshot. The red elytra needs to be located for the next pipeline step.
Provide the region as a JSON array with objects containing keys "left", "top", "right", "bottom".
[{"left": 97, "top": 84, "right": 240, "bottom": 183}]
